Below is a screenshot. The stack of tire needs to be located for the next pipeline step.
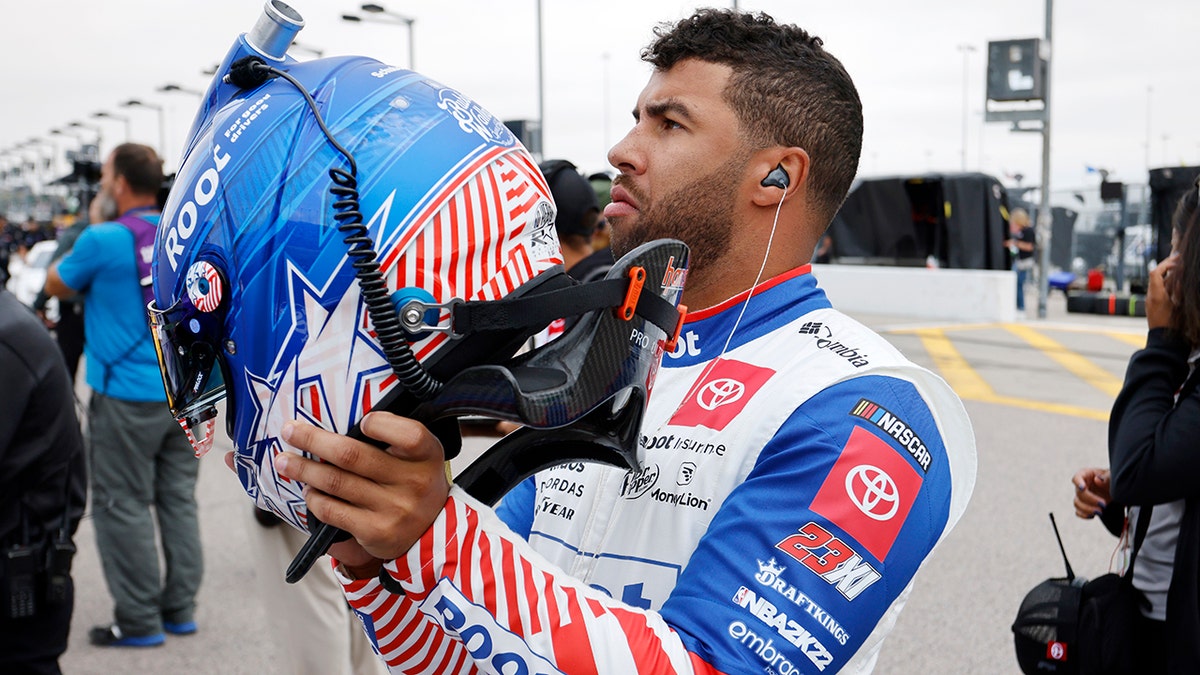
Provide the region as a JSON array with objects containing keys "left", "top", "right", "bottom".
[{"left": 1066, "top": 292, "right": 1146, "bottom": 317}]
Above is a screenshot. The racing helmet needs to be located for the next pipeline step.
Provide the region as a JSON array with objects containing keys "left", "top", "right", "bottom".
[{"left": 149, "top": 1, "right": 688, "bottom": 538}]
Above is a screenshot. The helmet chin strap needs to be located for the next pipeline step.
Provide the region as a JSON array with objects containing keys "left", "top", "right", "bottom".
[{"left": 285, "top": 239, "right": 689, "bottom": 584}]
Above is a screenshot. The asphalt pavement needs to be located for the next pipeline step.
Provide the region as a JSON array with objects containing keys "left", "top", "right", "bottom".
[{"left": 58, "top": 291, "right": 1148, "bottom": 674}]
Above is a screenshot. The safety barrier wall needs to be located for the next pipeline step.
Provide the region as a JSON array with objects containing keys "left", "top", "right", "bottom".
[{"left": 812, "top": 263, "right": 1017, "bottom": 323}]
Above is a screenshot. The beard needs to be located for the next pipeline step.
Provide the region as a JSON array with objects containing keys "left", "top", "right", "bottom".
[
  {"left": 610, "top": 163, "right": 740, "bottom": 280},
  {"left": 90, "top": 189, "right": 118, "bottom": 223}
]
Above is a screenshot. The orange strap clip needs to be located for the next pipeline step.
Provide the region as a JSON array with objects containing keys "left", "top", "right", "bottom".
[
  {"left": 617, "top": 267, "right": 646, "bottom": 320},
  {"left": 663, "top": 304, "right": 688, "bottom": 353}
]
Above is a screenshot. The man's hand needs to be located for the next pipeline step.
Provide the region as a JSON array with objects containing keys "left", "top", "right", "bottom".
[
  {"left": 34, "top": 309, "right": 56, "bottom": 330},
  {"left": 1147, "top": 253, "right": 1178, "bottom": 330},
  {"left": 1072, "top": 467, "right": 1111, "bottom": 519},
  {"left": 272, "top": 412, "right": 452, "bottom": 573}
]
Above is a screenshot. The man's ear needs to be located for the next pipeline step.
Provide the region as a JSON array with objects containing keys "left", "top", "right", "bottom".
[
  {"left": 110, "top": 175, "right": 127, "bottom": 201},
  {"left": 751, "top": 148, "right": 809, "bottom": 206}
]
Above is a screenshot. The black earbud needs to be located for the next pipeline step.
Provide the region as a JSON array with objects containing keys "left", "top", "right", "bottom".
[{"left": 761, "top": 164, "right": 789, "bottom": 190}]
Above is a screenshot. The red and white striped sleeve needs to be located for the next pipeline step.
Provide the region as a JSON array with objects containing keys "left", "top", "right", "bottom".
[{"left": 337, "top": 486, "right": 723, "bottom": 675}]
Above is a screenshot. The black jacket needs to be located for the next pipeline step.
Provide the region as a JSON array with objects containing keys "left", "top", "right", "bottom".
[
  {"left": 1108, "top": 327, "right": 1200, "bottom": 673},
  {"left": 0, "top": 291, "right": 86, "bottom": 549}
]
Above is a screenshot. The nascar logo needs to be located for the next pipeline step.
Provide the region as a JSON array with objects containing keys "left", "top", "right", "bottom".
[{"left": 849, "top": 399, "right": 932, "bottom": 472}]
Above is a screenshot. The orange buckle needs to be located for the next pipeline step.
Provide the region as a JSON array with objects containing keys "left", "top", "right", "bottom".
[
  {"left": 617, "top": 267, "right": 646, "bottom": 320},
  {"left": 663, "top": 304, "right": 688, "bottom": 353}
]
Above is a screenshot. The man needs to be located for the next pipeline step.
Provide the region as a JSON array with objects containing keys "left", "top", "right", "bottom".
[
  {"left": 540, "top": 159, "right": 615, "bottom": 284},
  {"left": 45, "top": 143, "right": 203, "bottom": 648},
  {"left": 273, "top": 9, "right": 976, "bottom": 673},
  {"left": 34, "top": 196, "right": 103, "bottom": 382},
  {"left": 0, "top": 289, "right": 87, "bottom": 674},
  {"left": 1005, "top": 207, "right": 1036, "bottom": 312}
]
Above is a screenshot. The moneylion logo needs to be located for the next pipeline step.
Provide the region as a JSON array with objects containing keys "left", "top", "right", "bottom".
[
  {"left": 845, "top": 465, "right": 901, "bottom": 521},
  {"left": 697, "top": 378, "right": 745, "bottom": 410}
]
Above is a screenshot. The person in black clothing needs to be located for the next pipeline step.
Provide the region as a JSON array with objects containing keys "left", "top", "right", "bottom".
[
  {"left": 1005, "top": 208, "right": 1036, "bottom": 312},
  {"left": 540, "top": 159, "right": 614, "bottom": 284},
  {"left": 0, "top": 289, "right": 87, "bottom": 675},
  {"left": 1072, "top": 181, "right": 1200, "bottom": 673}
]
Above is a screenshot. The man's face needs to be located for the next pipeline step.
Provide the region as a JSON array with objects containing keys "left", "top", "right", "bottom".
[{"left": 606, "top": 59, "right": 750, "bottom": 278}]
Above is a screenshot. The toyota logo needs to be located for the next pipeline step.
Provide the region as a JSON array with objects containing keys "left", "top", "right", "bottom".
[
  {"left": 697, "top": 378, "right": 745, "bottom": 410},
  {"left": 845, "top": 464, "right": 900, "bottom": 521}
]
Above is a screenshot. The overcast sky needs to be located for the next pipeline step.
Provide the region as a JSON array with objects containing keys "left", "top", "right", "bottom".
[{"left": 2, "top": 0, "right": 1196, "bottom": 207}]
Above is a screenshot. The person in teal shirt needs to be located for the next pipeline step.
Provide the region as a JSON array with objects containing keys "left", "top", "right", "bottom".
[{"left": 46, "top": 143, "right": 203, "bottom": 647}]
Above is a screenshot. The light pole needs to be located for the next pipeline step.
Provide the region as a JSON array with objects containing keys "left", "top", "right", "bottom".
[
  {"left": 92, "top": 110, "right": 131, "bottom": 142},
  {"left": 957, "top": 43, "right": 976, "bottom": 172},
  {"left": 1145, "top": 85, "right": 1152, "bottom": 172},
  {"left": 26, "top": 136, "right": 60, "bottom": 179},
  {"left": 68, "top": 121, "right": 103, "bottom": 155},
  {"left": 121, "top": 99, "right": 167, "bottom": 158},
  {"left": 536, "top": 0, "right": 544, "bottom": 159},
  {"left": 342, "top": 3, "right": 415, "bottom": 69},
  {"left": 158, "top": 83, "right": 204, "bottom": 97},
  {"left": 15, "top": 140, "right": 53, "bottom": 194},
  {"left": 290, "top": 41, "right": 324, "bottom": 59},
  {"left": 49, "top": 127, "right": 85, "bottom": 168}
]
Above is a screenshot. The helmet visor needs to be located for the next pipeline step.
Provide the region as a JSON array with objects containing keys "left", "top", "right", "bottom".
[{"left": 148, "top": 297, "right": 228, "bottom": 425}]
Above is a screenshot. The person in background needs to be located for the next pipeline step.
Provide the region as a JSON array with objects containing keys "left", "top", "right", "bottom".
[
  {"left": 814, "top": 232, "right": 834, "bottom": 263},
  {"left": 0, "top": 215, "right": 13, "bottom": 287},
  {"left": 247, "top": 507, "right": 389, "bottom": 675},
  {"left": 589, "top": 171, "right": 614, "bottom": 252},
  {"left": 45, "top": 143, "right": 203, "bottom": 648},
  {"left": 0, "top": 289, "right": 87, "bottom": 674},
  {"left": 540, "top": 159, "right": 614, "bottom": 284},
  {"left": 33, "top": 195, "right": 107, "bottom": 382},
  {"left": 274, "top": 9, "right": 976, "bottom": 673},
  {"left": 1072, "top": 181, "right": 1200, "bottom": 673},
  {"left": 1005, "top": 207, "right": 1036, "bottom": 312}
]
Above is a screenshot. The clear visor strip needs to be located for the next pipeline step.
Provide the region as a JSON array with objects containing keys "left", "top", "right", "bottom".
[{"left": 178, "top": 417, "right": 217, "bottom": 458}]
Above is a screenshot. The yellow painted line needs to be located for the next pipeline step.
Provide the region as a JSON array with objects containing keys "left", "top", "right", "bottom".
[
  {"left": 1003, "top": 323, "right": 1124, "bottom": 398},
  {"left": 888, "top": 322, "right": 996, "bottom": 335},
  {"left": 1107, "top": 332, "right": 1145, "bottom": 348},
  {"left": 968, "top": 394, "right": 1110, "bottom": 421},
  {"left": 915, "top": 328, "right": 994, "bottom": 399},
  {"left": 914, "top": 327, "right": 1111, "bottom": 421}
]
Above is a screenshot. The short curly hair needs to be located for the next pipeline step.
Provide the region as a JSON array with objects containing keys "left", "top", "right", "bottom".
[{"left": 642, "top": 9, "right": 862, "bottom": 223}]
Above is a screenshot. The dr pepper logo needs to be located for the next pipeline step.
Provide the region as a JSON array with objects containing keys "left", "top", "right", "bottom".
[
  {"left": 809, "top": 426, "right": 922, "bottom": 561},
  {"left": 668, "top": 358, "right": 775, "bottom": 431}
]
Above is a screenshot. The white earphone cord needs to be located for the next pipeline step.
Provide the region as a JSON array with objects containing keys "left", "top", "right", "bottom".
[{"left": 578, "top": 189, "right": 786, "bottom": 586}]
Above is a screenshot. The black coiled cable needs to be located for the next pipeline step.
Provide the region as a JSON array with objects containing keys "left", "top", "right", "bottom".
[
  {"left": 328, "top": 168, "right": 442, "bottom": 400},
  {"left": 235, "top": 56, "right": 443, "bottom": 402},
  {"left": 228, "top": 56, "right": 444, "bottom": 583}
]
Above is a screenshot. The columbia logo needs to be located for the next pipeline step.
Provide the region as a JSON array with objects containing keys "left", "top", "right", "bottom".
[{"left": 798, "top": 322, "right": 823, "bottom": 335}]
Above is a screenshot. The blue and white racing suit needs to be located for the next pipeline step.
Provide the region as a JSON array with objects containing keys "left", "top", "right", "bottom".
[{"left": 338, "top": 265, "right": 977, "bottom": 674}]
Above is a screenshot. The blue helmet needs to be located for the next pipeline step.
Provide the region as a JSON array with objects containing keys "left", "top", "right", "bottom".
[{"left": 148, "top": 2, "right": 688, "bottom": 536}]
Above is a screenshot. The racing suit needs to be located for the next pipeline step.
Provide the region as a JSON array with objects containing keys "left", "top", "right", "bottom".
[{"left": 338, "top": 265, "right": 977, "bottom": 674}]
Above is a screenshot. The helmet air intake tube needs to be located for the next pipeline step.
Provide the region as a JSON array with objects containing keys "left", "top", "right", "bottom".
[{"left": 245, "top": 0, "right": 305, "bottom": 61}]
